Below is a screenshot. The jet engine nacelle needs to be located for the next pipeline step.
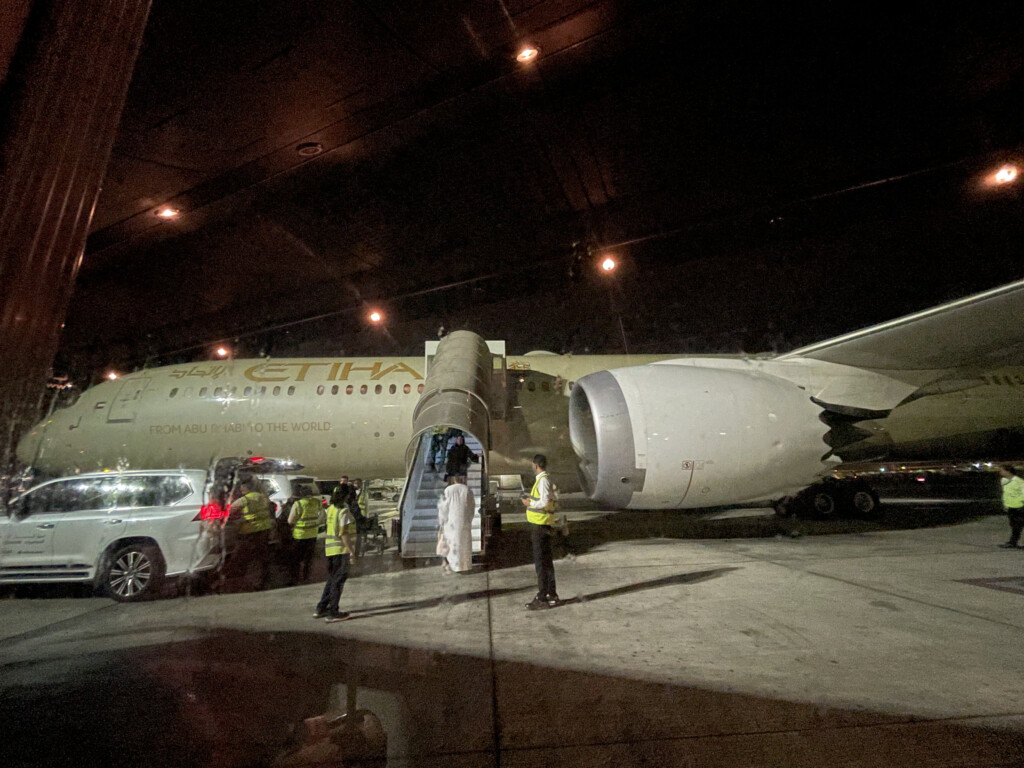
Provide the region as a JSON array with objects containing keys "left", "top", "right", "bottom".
[{"left": 569, "top": 364, "right": 833, "bottom": 509}]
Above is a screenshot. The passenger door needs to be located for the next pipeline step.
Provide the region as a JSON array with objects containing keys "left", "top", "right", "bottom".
[
  {"left": 50, "top": 477, "right": 127, "bottom": 572},
  {"left": 0, "top": 482, "right": 63, "bottom": 571}
]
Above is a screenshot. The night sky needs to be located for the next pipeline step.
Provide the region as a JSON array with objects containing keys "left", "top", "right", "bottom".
[{"left": 55, "top": 2, "right": 1024, "bottom": 382}]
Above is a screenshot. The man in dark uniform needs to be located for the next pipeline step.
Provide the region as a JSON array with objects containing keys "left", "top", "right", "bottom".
[{"left": 444, "top": 435, "right": 477, "bottom": 481}]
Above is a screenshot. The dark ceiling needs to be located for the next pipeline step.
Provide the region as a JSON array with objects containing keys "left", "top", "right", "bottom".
[{"left": 61, "top": 1, "right": 1024, "bottom": 377}]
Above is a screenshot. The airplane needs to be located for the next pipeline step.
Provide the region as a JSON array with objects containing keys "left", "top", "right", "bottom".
[{"left": 15, "top": 278, "right": 1024, "bottom": 517}]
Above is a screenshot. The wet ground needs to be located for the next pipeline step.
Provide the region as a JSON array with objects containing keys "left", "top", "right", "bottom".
[{"left": 2, "top": 501, "right": 1023, "bottom": 767}]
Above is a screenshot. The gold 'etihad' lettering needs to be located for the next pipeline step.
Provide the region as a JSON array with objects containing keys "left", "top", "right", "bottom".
[
  {"left": 245, "top": 363, "right": 290, "bottom": 382},
  {"left": 243, "top": 361, "right": 423, "bottom": 382},
  {"left": 371, "top": 362, "right": 423, "bottom": 381},
  {"left": 291, "top": 362, "right": 331, "bottom": 381}
]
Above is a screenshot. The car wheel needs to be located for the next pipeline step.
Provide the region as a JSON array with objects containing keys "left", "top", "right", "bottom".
[{"left": 103, "top": 543, "right": 165, "bottom": 602}]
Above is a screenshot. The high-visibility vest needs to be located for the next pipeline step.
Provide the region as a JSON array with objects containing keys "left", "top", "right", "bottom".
[
  {"left": 1003, "top": 476, "right": 1024, "bottom": 510},
  {"left": 236, "top": 492, "right": 273, "bottom": 535},
  {"left": 291, "top": 497, "right": 321, "bottom": 540},
  {"left": 526, "top": 471, "right": 556, "bottom": 526},
  {"left": 325, "top": 504, "right": 356, "bottom": 556},
  {"left": 357, "top": 489, "right": 368, "bottom": 517}
]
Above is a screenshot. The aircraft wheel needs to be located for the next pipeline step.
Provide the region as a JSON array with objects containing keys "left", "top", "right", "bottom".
[
  {"left": 102, "top": 543, "right": 165, "bottom": 602},
  {"left": 847, "top": 486, "right": 881, "bottom": 518},
  {"left": 810, "top": 488, "right": 838, "bottom": 518}
]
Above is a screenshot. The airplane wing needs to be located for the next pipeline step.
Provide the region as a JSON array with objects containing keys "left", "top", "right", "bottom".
[{"left": 777, "top": 278, "right": 1024, "bottom": 371}]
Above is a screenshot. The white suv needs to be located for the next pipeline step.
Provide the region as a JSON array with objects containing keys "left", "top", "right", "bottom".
[{"left": 0, "top": 468, "right": 220, "bottom": 601}]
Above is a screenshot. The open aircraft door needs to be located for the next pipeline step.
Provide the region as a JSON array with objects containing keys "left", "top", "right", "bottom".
[{"left": 399, "top": 332, "right": 505, "bottom": 558}]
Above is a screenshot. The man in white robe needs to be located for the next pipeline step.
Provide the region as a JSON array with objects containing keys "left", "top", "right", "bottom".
[{"left": 437, "top": 475, "right": 476, "bottom": 573}]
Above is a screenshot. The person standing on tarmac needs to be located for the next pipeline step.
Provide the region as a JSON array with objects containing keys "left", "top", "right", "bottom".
[
  {"left": 353, "top": 478, "right": 368, "bottom": 520},
  {"left": 288, "top": 485, "right": 322, "bottom": 583},
  {"left": 226, "top": 479, "right": 274, "bottom": 590},
  {"left": 522, "top": 454, "right": 560, "bottom": 610},
  {"left": 315, "top": 498, "right": 358, "bottom": 622},
  {"left": 997, "top": 465, "right": 1024, "bottom": 548},
  {"left": 330, "top": 476, "right": 351, "bottom": 508}
]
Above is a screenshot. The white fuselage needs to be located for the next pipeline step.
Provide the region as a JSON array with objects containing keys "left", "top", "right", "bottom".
[{"left": 18, "top": 352, "right": 1014, "bottom": 508}]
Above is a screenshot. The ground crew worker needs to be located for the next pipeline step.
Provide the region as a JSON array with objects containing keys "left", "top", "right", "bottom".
[
  {"left": 522, "top": 454, "right": 560, "bottom": 610},
  {"left": 353, "top": 478, "right": 368, "bottom": 518},
  {"left": 288, "top": 485, "right": 322, "bottom": 583},
  {"left": 314, "top": 499, "right": 358, "bottom": 622},
  {"left": 352, "top": 478, "right": 369, "bottom": 556},
  {"left": 226, "top": 479, "right": 274, "bottom": 590},
  {"left": 998, "top": 465, "right": 1024, "bottom": 548}
]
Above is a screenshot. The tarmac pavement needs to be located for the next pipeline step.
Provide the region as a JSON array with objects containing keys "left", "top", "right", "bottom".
[{"left": 2, "top": 508, "right": 1024, "bottom": 767}]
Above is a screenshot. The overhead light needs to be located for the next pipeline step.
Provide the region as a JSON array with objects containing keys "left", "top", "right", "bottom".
[
  {"left": 993, "top": 164, "right": 1019, "bottom": 185},
  {"left": 155, "top": 206, "right": 180, "bottom": 219},
  {"left": 516, "top": 45, "right": 539, "bottom": 63},
  {"left": 215, "top": 346, "right": 230, "bottom": 358},
  {"left": 106, "top": 371, "right": 119, "bottom": 380},
  {"left": 600, "top": 255, "right": 617, "bottom": 273},
  {"left": 296, "top": 142, "right": 323, "bottom": 157},
  {"left": 368, "top": 310, "right": 383, "bottom": 324}
]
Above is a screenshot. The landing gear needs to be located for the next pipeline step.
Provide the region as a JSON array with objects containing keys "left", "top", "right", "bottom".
[{"left": 787, "top": 479, "right": 880, "bottom": 520}]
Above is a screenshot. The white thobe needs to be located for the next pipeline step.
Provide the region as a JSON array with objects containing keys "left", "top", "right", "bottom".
[{"left": 438, "top": 483, "right": 476, "bottom": 572}]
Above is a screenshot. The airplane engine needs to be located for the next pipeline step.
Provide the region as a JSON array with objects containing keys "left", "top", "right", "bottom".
[{"left": 569, "top": 364, "right": 833, "bottom": 509}]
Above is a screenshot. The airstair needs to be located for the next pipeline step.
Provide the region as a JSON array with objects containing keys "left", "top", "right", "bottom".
[{"left": 398, "top": 332, "right": 506, "bottom": 559}]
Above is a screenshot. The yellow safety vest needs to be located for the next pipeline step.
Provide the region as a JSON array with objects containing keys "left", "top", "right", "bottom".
[
  {"left": 526, "top": 471, "right": 556, "bottom": 527},
  {"left": 357, "top": 490, "right": 368, "bottom": 517},
  {"left": 1003, "top": 476, "right": 1024, "bottom": 510},
  {"left": 291, "top": 497, "right": 321, "bottom": 540},
  {"left": 325, "top": 504, "right": 357, "bottom": 556},
  {"left": 236, "top": 492, "right": 273, "bottom": 535}
]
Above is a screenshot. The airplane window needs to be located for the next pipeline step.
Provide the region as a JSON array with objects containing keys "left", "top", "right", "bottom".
[
  {"left": 417, "top": 384, "right": 424, "bottom": 393},
  {"left": 528, "top": 381, "right": 535, "bottom": 392},
  {"left": 389, "top": 384, "right": 396, "bottom": 395},
  {"left": 346, "top": 385, "right": 354, "bottom": 395},
  {"left": 199, "top": 388, "right": 208, "bottom": 397},
  {"left": 360, "top": 385, "right": 368, "bottom": 395},
  {"left": 316, "top": 385, "right": 325, "bottom": 395},
  {"left": 331, "top": 385, "right": 339, "bottom": 395},
  {"left": 169, "top": 388, "right": 178, "bottom": 398},
  {"left": 273, "top": 386, "right": 281, "bottom": 396},
  {"left": 403, "top": 384, "right": 411, "bottom": 394},
  {"left": 243, "top": 386, "right": 252, "bottom": 396},
  {"left": 214, "top": 387, "right": 223, "bottom": 397},
  {"left": 569, "top": 381, "right": 575, "bottom": 390},
  {"left": 375, "top": 385, "right": 382, "bottom": 395},
  {"left": 542, "top": 382, "right": 550, "bottom": 392},
  {"left": 287, "top": 386, "right": 296, "bottom": 396},
  {"left": 258, "top": 386, "right": 266, "bottom": 396},
  {"left": 94, "top": 401, "right": 106, "bottom": 409}
]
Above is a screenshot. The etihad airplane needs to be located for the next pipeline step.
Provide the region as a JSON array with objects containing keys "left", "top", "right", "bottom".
[{"left": 16, "top": 278, "right": 1024, "bottom": 513}]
